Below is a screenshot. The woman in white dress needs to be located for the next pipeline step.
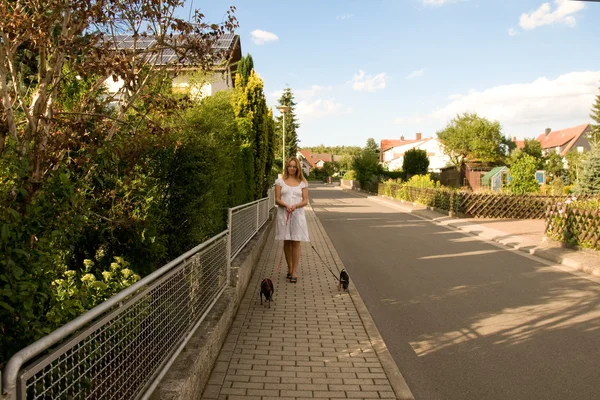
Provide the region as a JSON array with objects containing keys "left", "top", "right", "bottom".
[{"left": 274, "top": 157, "right": 310, "bottom": 283}]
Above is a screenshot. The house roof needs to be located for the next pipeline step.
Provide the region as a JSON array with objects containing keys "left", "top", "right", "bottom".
[
  {"left": 512, "top": 137, "right": 525, "bottom": 150},
  {"left": 535, "top": 124, "right": 590, "bottom": 154},
  {"left": 380, "top": 138, "right": 423, "bottom": 152},
  {"left": 298, "top": 150, "right": 313, "bottom": 167},
  {"left": 298, "top": 150, "right": 343, "bottom": 167},
  {"left": 111, "top": 33, "right": 241, "bottom": 68}
]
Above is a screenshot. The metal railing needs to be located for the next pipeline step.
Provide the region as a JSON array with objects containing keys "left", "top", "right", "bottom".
[
  {"left": 1, "top": 190, "right": 275, "bottom": 400},
  {"left": 228, "top": 188, "right": 274, "bottom": 261}
]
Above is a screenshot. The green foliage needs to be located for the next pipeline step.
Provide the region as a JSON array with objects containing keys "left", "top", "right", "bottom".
[
  {"left": 545, "top": 152, "right": 564, "bottom": 181},
  {"left": 352, "top": 144, "right": 382, "bottom": 186},
  {"left": 437, "top": 112, "right": 505, "bottom": 166},
  {"left": 546, "top": 197, "right": 600, "bottom": 250},
  {"left": 402, "top": 148, "right": 429, "bottom": 176},
  {"left": 508, "top": 154, "right": 540, "bottom": 194},
  {"left": 236, "top": 54, "right": 254, "bottom": 87},
  {"left": 565, "top": 151, "right": 584, "bottom": 185},
  {"left": 321, "top": 161, "right": 339, "bottom": 177},
  {"left": 1, "top": 77, "right": 273, "bottom": 365},
  {"left": 232, "top": 71, "right": 275, "bottom": 200},
  {"left": 575, "top": 144, "right": 600, "bottom": 195},
  {"left": 276, "top": 88, "right": 300, "bottom": 159},
  {"left": 405, "top": 174, "right": 438, "bottom": 189},
  {"left": 302, "top": 145, "right": 361, "bottom": 156},
  {"left": 365, "top": 138, "right": 379, "bottom": 153},
  {"left": 381, "top": 170, "right": 406, "bottom": 181},
  {"left": 522, "top": 139, "right": 543, "bottom": 161},
  {"left": 342, "top": 170, "right": 356, "bottom": 180},
  {"left": 590, "top": 86, "right": 600, "bottom": 146},
  {"left": 46, "top": 257, "right": 140, "bottom": 327}
]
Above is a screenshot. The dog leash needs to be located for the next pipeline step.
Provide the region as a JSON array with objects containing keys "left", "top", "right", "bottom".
[
  {"left": 291, "top": 203, "right": 344, "bottom": 282},
  {"left": 269, "top": 210, "right": 291, "bottom": 281}
]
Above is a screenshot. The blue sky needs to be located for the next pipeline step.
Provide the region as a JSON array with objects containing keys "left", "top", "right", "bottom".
[{"left": 186, "top": 0, "right": 600, "bottom": 147}]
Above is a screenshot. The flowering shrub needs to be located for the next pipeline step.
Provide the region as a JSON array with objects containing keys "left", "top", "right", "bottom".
[{"left": 46, "top": 257, "right": 141, "bottom": 327}]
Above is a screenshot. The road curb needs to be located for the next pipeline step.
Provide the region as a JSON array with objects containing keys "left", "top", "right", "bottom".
[
  {"left": 310, "top": 205, "right": 415, "bottom": 400},
  {"left": 337, "top": 186, "right": 600, "bottom": 277}
]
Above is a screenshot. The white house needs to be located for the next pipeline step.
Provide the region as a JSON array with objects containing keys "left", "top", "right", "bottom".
[
  {"left": 104, "top": 34, "right": 242, "bottom": 103},
  {"left": 380, "top": 134, "right": 451, "bottom": 172}
]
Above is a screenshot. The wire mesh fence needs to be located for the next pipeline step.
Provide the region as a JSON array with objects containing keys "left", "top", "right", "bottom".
[
  {"left": 2, "top": 190, "right": 275, "bottom": 400},
  {"left": 16, "top": 233, "right": 227, "bottom": 400},
  {"left": 229, "top": 189, "right": 274, "bottom": 261}
]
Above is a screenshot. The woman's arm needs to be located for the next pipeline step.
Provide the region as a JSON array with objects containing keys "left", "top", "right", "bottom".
[
  {"left": 275, "top": 184, "right": 292, "bottom": 212},
  {"left": 291, "top": 187, "right": 309, "bottom": 211}
]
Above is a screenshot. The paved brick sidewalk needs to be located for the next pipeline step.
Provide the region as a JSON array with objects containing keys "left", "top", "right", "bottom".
[{"left": 201, "top": 206, "right": 413, "bottom": 400}]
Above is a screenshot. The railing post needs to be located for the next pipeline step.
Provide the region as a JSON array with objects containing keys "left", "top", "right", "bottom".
[
  {"left": 256, "top": 203, "right": 260, "bottom": 234},
  {"left": 227, "top": 208, "right": 232, "bottom": 287}
]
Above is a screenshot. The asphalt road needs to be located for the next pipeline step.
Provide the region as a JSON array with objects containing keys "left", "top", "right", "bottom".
[{"left": 310, "top": 184, "right": 600, "bottom": 400}]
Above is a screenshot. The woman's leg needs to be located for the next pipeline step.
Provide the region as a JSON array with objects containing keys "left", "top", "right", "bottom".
[
  {"left": 283, "top": 241, "right": 293, "bottom": 274},
  {"left": 291, "top": 241, "right": 301, "bottom": 278}
]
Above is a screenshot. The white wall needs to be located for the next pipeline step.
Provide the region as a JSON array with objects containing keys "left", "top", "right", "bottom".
[
  {"left": 104, "top": 70, "right": 232, "bottom": 101},
  {"left": 383, "top": 139, "right": 451, "bottom": 172}
]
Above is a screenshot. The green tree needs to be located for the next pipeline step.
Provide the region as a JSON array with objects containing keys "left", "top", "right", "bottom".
[
  {"left": 522, "top": 139, "right": 544, "bottom": 168},
  {"left": 590, "top": 85, "right": 600, "bottom": 146},
  {"left": 509, "top": 154, "right": 540, "bottom": 194},
  {"left": 575, "top": 145, "right": 600, "bottom": 194},
  {"left": 338, "top": 155, "right": 354, "bottom": 172},
  {"left": 352, "top": 139, "right": 382, "bottom": 186},
  {"left": 236, "top": 54, "right": 254, "bottom": 87},
  {"left": 276, "top": 88, "right": 300, "bottom": 160},
  {"left": 565, "top": 151, "right": 585, "bottom": 185},
  {"left": 402, "top": 148, "right": 429, "bottom": 176},
  {"left": 545, "top": 152, "right": 564, "bottom": 182},
  {"left": 437, "top": 112, "right": 505, "bottom": 167},
  {"left": 232, "top": 70, "right": 274, "bottom": 200},
  {"left": 366, "top": 138, "right": 379, "bottom": 153}
]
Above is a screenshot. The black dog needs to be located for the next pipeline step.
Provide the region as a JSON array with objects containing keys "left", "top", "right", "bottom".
[
  {"left": 260, "top": 278, "right": 274, "bottom": 307},
  {"left": 338, "top": 269, "right": 350, "bottom": 292}
]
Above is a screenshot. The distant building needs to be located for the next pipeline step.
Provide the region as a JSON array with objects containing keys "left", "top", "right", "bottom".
[
  {"left": 380, "top": 133, "right": 451, "bottom": 172},
  {"left": 297, "top": 150, "right": 343, "bottom": 176},
  {"left": 535, "top": 124, "right": 592, "bottom": 156},
  {"left": 104, "top": 34, "right": 242, "bottom": 103}
]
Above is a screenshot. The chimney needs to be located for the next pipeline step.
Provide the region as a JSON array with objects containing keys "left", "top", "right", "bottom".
[
  {"left": 545, "top": 128, "right": 551, "bottom": 137},
  {"left": 416, "top": 132, "right": 422, "bottom": 140},
  {"left": 400, "top": 135, "right": 405, "bottom": 141},
  {"left": 513, "top": 136, "right": 517, "bottom": 142}
]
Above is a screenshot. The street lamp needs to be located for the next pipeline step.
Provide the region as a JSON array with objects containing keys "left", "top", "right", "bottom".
[{"left": 276, "top": 105, "right": 290, "bottom": 171}]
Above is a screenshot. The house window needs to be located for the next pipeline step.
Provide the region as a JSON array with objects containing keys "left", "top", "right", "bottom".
[
  {"left": 577, "top": 146, "right": 584, "bottom": 153},
  {"left": 535, "top": 170, "right": 545, "bottom": 185},
  {"left": 555, "top": 147, "right": 560, "bottom": 154}
]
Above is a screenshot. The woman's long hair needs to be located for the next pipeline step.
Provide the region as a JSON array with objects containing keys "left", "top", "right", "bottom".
[{"left": 283, "top": 156, "right": 307, "bottom": 183}]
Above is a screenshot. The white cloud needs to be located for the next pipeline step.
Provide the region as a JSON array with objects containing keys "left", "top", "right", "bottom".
[
  {"left": 519, "top": 0, "right": 585, "bottom": 31},
  {"left": 508, "top": 27, "right": 518, "bottom": 36},
  {"left": 394, "top": 71, "right": 600, "bottom": 134},
  {"left": 296, "top": 99, "right": 352, "bottom": 121},
  {"left": 250, "top": 29, "right": 279, "bottom": 45},
  {"left": 336, "top": 13, "right": 354, "bottom": 20},
  {"left": 420, "top": 0, "right": 463, "bottom": 7},
  {"left": 406, "top": 68, "right": 425, "bottom": 79},
  {"left": 349, "top": 69, "right": 387, "bottom": 92}
]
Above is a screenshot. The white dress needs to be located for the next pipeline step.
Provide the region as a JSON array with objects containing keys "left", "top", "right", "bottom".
[{"left": 275, "top": 178, "right": 310, "bottom": 242}]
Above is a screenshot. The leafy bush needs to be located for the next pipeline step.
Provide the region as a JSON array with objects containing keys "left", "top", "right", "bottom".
[
  {"left": 403, "top": 148, "right": 429, "bottom": 176},
  {"left": 342, "top": 170, "right": 356, "bottom": 180},
  {"left": 46, "top": 257, "right": 140, "bottom": 327},
  {"left": 509, "top": 154, "right": 540, "bottom": 194}
]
